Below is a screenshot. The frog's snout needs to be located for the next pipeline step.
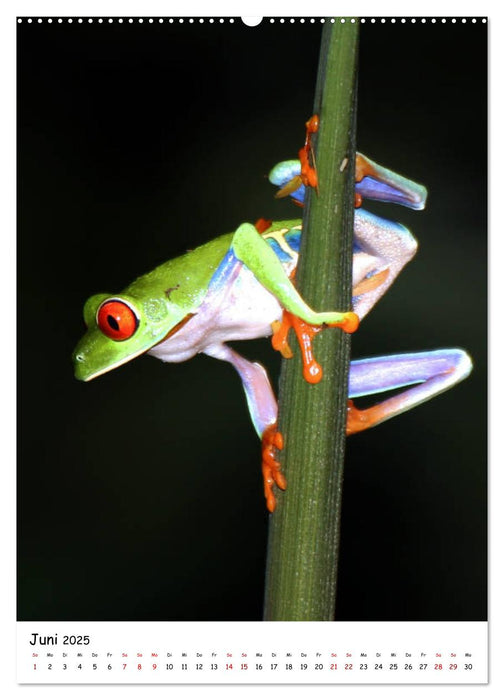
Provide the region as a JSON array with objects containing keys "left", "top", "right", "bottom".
[{"left": 73, "top": 348, "right": 91, "bottom": 381}]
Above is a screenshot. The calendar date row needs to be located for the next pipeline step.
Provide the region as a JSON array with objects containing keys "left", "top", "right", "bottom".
[{"left": 33, "top": 661, "right": 474, "bottom": 672}]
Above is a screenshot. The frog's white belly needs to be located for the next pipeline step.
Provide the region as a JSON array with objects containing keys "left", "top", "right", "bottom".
[{"left": 148, "top": 264, "right": 283, "bottom": 364}]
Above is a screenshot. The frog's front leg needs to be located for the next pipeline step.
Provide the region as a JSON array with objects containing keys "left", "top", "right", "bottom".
[
  {"left": 231, "top": 223, "right": 359, "bottom": 332},
  {"left": 204, "top": 343, "right": 283, "bottom": 512},
  {"left": 346, "top": 349, "right": 473, "bottom": 434}
]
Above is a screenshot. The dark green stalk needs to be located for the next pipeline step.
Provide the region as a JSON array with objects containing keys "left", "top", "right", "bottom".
[{"left": 263, "top": 19, "right": 359, "bottom": 621}]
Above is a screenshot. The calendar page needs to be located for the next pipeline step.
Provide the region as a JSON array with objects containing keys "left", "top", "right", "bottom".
[{"left": 16, "top": 6, "right": 488, "bottom": 688}]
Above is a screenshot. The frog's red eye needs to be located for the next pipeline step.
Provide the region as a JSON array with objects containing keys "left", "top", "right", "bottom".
[{"left": 96, "top": 299, "right": 139, "bottom": 341}]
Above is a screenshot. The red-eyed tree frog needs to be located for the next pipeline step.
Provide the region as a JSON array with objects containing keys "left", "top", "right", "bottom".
[{"left": 73, "top": 117, "right": 472, "bottom": 512}]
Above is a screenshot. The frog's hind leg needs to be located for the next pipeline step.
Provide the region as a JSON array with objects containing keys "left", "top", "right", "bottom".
[
  {"left": 355, "top": 154, "right": 427, "bottom": 210},
  {"left": 346, "top": 349, "right": 473, "bottom": 434},
  {"left": 204, "top": 342, "right": 285, "bottom": 512},
  {"left": 351, "top": 209, "right": 419, "bottom": 320}
]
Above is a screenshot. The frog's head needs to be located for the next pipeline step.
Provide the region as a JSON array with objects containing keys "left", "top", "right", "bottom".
[{"left": 73, "top": 292, "right": 176, "bottom": 381}]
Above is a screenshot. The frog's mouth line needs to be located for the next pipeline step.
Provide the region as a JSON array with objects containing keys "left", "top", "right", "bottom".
[
  {"left": 76, "top": 313, "right": 198, "bottom": 382},
  {"left": 76, "top": 345, "right": 151, "bottom": 382}
]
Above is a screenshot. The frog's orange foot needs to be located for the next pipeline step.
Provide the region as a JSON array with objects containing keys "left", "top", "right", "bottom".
[
  {"left": 299, "top": 114, "right": 320, "bottom": 192},
  {"left": 346, "top": 398, "right": 390, "bottom": 435},
  {"left": 300, "top": 161, "right": 318, "bottom": 190},
  {"left": 338, "top": 312, "right": 360, "bottom": 334},
  {"left": 261, "top": 424, "right": 286, "bottom": 513},
  {"left": 271, "top": 317, "right": 294, "bottom": 359},
  {"left": 346, "top": 399, "right": 372, "bottom": 435},
  {"left": 272, "top": 311, "right": 323, "bottom": 383},
  {"left": 355, "top": 153, "right": 378, "bottom": 183},
  {"left": 272, "top": 310, "right": 359, "bottom": 385},
  {"left": 305, "top": 114, "right": 320, "bottom": 135}
]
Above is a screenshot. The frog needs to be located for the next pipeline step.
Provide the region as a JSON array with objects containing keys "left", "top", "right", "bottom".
[{"left": 73, "top": 117, "right": 472, "bottom": 512}]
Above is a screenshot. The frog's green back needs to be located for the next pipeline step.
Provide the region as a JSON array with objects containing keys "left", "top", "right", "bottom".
[
  {"left": 124, "top": 231, "right": 235, "bottom": 313},
  {"left": 123, "top": 219, "right": 302, "bottom": 312}
]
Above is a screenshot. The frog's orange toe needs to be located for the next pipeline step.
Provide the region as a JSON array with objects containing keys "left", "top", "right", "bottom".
[
  {"left": 261, "top": 424, "right": 286, "bottom": 512},
  {"left": 341, "top": 312, "right": 360, "bottom": 334}
]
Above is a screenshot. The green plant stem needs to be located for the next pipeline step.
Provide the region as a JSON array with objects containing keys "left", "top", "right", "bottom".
[{"left": 263, "top": 19, "right": 359, "bottom": 621}]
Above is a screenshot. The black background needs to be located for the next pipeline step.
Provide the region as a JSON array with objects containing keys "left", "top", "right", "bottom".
[{"left": 18, "top": 17, "right": 487, "bottom": 621}]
